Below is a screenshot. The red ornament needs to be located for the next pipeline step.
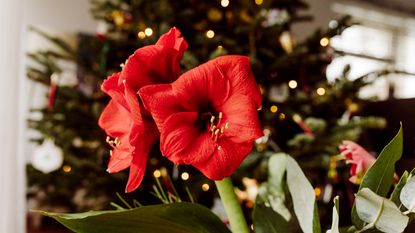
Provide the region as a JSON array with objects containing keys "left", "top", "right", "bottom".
[
  {"left": 98, "top": 27, "right": 187, "bottom": 192},
  {"left": 139, "top": 55, "right": 263, "bottom": 180}
]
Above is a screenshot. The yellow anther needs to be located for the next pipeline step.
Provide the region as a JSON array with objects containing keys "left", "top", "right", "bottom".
[
  {"left": 220, "top": 126, "right": 225, "bottom": 134},
  {"left": 225, "top": 122, "right": 229, "bottom": 129},
  {"left": 211, "top": 125, "right": 216, "bottom": 132},
  {"left": 210, "top": 116, "right": 215, "bottom": 123},
  {"left": 214, "top": 129, "right": 220, "bottom": 135},
  {"left": 218, "top": 112, "right": 223, "bottom": 119}
]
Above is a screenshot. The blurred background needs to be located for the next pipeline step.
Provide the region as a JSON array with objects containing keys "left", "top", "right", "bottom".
[{"left": 1, "top": 0, "right": 415, "bottom": 232}]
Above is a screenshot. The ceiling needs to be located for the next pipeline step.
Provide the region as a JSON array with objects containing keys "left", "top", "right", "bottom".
[{"left": 365, "top": 0, "right": 415, "bottom": 15}]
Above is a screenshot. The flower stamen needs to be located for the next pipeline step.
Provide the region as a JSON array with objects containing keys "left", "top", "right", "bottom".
[
  {"left": 208, "top": 112, "right": 229, "bottom": 141},
  {"left": 106, "top": 136, "right": 121, "bottom": 148}
]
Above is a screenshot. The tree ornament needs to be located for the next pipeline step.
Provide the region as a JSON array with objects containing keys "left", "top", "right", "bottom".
[
  {"left": 31, "top": 139, "right": 64, "bottom": 174},
  {"left": 279, "top": 31, "right": 295, "bottom": 54},
  {"left": 261, "top": 9, "right": 290, "bottom": 27},
  {"left": 48, "top": 73, "right": 59, "bottom": 110},
  {"left": 96, "top": 20, "right": 109, "bottom": 38},
  {"left": 268, "top": 84, "right": 289, "bottom": 102}
]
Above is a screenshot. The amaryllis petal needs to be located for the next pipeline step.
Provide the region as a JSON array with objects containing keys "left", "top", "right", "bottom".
[
  {"left": 139, "top": 84, "right": 184, "bottom": 131},
  {"left": 125, "top": 152, "right": 149, "bottom": 193},
  {"left": 160, "top": 112, "right": 215, "bottom": 164},
  {"left": 121, "top": 28, "right": 187, "bottom": 90},
  {"left": 219, "top": 94, "right": 263, "bottom": 143},
  {"left": 213, "top": 55, "right": 262, "bottom": 108},
  {"left": 192, "top": 140, "right": 254, "bottom": 180},
  {"left": 98, "top": 100, "right": 132, "bottom": 136},
  {"left": 107, "top": 150, "right": 132, "bottom": 173}
]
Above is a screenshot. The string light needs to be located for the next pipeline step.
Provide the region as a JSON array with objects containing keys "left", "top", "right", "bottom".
[
  {"left": 270, "top": 105, "right": 278, "bottom": 113},
  {"left": 137, "top": 31, "right": 146, "bottom": 39},
  {"left": 202, "top": 183, "right": 210, "bottom": 191},
  {"left": 181, "top": 172, "right": 190, "bottom": 181},
  {"left": 144, "top": 27, "right": 153, "bottom": 36},
  {"left": 206, "top": 30, "right": 215, "bottom": 38},
  {"left": 288, "top": 80, "right": 297, "bottom": 89},
  {"left": 221, "top": 0, "right": 229, "bottom": 7},
  {"left": 153, "top": 169, "right": 161, "bottom": 178},
  {"left": 217, "top": 45, "right": 224, "bottom": 50},
  {"left": 320, "top": 37, "right": 329, "bottom": 47},
  {"left": 255, "top": 0, "right": 263, "bottom": 5},
  {"left": 63, "top": 165, "right": 72, "bottom": 173},
  {"left": 316, "top": 87, "right": 326, "bottom": 96},
  {"left": 279, "top": 113, "right": 286, "bottom": 120},
  {"left": 314, "top": 187, "right": 322, "bottom": 198}
]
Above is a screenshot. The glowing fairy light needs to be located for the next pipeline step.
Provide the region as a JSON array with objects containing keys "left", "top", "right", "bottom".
[
  {"left": 153, "top": 169, "right": 161, "bottom": 178},
  {"left": 202, "top": 183, "right": 210, "bottom": 191},
  {"left": 288, "top": 80, "right": 298, "bottom": 89},
  {"left": 270, "top": 105, "right": 278, "bottom": 113},
  {"left": 63, "top": 165, "right": 72, "bottom": 173},
  {"left": 181, "top": 172, "right": 190, "bottom": 180},
  {"left": 255, "top": 0, "right": 263, "bottom": 5},
  {"left": 137, "top": 31, "right": 146, "bottom": 39},
  {"left": 206, "top": 30, "right": 215, "bottom": 38},
  {"left": 316, "top": 87, "right": 326, "bottom": 96},
  {"left": 320, "top": 37, "right": 329, "bottom": 47},
  {"left": 221, "top": 0, "right": 229, "bottom": 7},
  {"left": 144, "top": 27, "right": 153, "bottom": 36}
]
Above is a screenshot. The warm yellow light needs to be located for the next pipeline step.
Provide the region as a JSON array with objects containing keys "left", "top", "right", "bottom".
[
  {"left": 255, "top": 0, "right": 263, "bottom": 5},
  {"left": 137, "top": 31, "right": 146, "bottom": 39},
  {"left": 144, "top": 27, "right": 153, "bottom": 36},
  {"left": 206, "top": 30, "right": 215, "bottom": 38},
  {"left": 270, "top": 105, "right": 278, "bottom": 113},
  {"left": 288, "top": 80, "right": 298, "bottom": 89},
  {"left": 217, "top": 45, "right": 224, "bottom": 50},
  {"left": 292, "top": 114, "right": 301, "bottom": 123},
  {"left": 279, "top": 113, "right": 286, "bottom": 120},
  {"left": 221, "top": 0, "right": 229, "bottom": 7},
  {"left": 320, "top": 37, "right": 329, "bottom": 47},
  {"left": 316, "top": 87, "right": 326, "bottom": 96},
  {"left": 314, "top": 187, "right": 322, "bottom": 197},
  {"left": 63, "top": 165, "right": 72, "bottom": 173},
  {"left": 181, "top": 172, "right": 190, "bottom": 181},
  {"left": 153, "top": 169, "right": 161, "bottom": 178},
  {"left": 202, "top": 183, "right": 210, "bottom": 191}
]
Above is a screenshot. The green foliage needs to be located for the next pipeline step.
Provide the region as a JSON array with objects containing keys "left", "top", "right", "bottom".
[
  {"left": 253, "top": 203, "right": 289, "bottom": 233},
  {"left": 352, "top": 125, "right": 403, "bottom": 229},
  {"left": 40, "top": 202, "right": 230, "bottom": 233}
]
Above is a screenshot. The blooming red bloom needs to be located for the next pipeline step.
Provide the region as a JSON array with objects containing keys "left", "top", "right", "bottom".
[
  {"left": 139, "top": 55, "right": 263, "bottom": 180},
  {"left": 339, "top": 140, "right": 376, "bottom": 184},
  {"left": 98, "top": 27, "right": 187, "bottom": 192}
]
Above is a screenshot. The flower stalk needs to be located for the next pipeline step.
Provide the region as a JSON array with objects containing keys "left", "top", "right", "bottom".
[{"left": 215, "top": 177, "right": 250, "bottom": 233}]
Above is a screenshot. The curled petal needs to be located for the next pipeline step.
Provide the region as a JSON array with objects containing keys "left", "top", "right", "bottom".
[{"left": 156, "top": 27, "right": 188, "bottom": 54}]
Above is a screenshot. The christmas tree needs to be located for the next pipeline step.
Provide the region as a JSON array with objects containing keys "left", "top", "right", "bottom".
[{"left": 27, "top": 0, "right": 387, "bottom": 230}]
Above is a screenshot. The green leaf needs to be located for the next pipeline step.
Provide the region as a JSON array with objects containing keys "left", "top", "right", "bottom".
[
  {"left": 268, "top": 153, "right": 287, "bottom": 194},
  {"left": 390, "top": 171, "right": 409, "bottom": 207},
  {"left": 400, "top": 176, "right": 415, "bottom": 214},
  {"left": 352, "top": 125, "right": 403, "bottom": 228},
  {"left": 327, "top": 196, "right": 340, "bottom": 233},
  {"left": 355, "top": 188, "right": 408, "bottom": 233},
  {"left": 286, "top": 156, "right": 321, "bottom": 233},
  {"left": 253, "top": 202, "right": 289, "bottom": 233},
  {"left": 40, "top": 202, "right": 231, "bottom": 233}
]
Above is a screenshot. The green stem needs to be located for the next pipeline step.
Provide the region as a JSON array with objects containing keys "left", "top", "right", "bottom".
[{"left": 215, "top": 177, "right": 250, "bottom": 233}]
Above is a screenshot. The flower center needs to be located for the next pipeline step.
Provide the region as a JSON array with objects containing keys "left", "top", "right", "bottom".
[{"left": 208, "top": 112, "right": 229, "bottom": 142}]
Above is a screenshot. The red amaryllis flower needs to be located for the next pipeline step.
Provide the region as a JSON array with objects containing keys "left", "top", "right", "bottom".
[
  {"left": 139, "top": 55, "right": 263, "bottom": 180},
  {"left": 339, "top": 140, "right": 376, "bottom": 184},
  {"left": 98, "top": 27, "right": 187, "bottom": 192}
]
